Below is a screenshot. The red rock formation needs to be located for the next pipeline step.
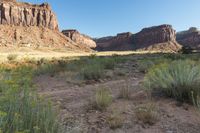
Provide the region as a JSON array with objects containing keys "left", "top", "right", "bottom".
[
  {"left": 134, "top": 25, "right": 176, "bottom": 47},
  {"left": 176, "top": 27, "right": 200, "bottom": 49},
  {"left": 133, "top": 24, "right": 181, "bottom": 52},
  {"left": 95, "top": 32, "right": 133, "bottom": 51},
  {"left": 95, "top": 25, "right": 181, "bottom": 52},
  {"left": 0, "top": 0, "right": 58, "bottom": 30},
  {"left": 62, "top": 29, "right": 96, "bottom": 48},
  {"left": 0, "top": 1, "right": 93, "bottom": 52}
]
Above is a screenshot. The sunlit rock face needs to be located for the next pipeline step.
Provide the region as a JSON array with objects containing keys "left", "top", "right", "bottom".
[
  {"left": 0, "top": 0, "right": 59, "bottom": 30},
  {"left": 62, "top": 29, "right": 97, "bottom": 48}
]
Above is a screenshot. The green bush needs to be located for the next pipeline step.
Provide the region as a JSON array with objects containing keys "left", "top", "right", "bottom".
[
  {"left": 144, "top": 60, "right": 200, "bottom": 104},
  {"left": 0, "top": 65, "right": 63, "bottom": 133},
  {"left": 93, "top": 88, "right": 112, "bottom": 111}
]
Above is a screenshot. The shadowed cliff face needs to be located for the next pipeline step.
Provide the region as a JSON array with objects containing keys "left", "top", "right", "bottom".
[
  {"left": 95, "top": 25, "right": 181, "bottom": 52},
  {"left": 95, "top": 32, "right": 134, "bottom": 51},
  {"left": 177, "top": 27, "right": 200, "bottom": 49},
  {"left": 0, "top": 0, "right": 59, "bottom": 30}
]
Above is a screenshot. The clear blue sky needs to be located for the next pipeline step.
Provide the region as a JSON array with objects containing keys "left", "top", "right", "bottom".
[{"left": 19, "top": 0, "right": 200, "bottom": 37}]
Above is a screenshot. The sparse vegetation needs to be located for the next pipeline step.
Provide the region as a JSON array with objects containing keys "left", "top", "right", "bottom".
[
  {"left": 135, "top": 103, "right": 158, "bottom": 125},
  {"left": 0, "top": 65, "right": 63, "bottom": 133},
  {"left": 93, "top": 88, "right": 112, "bottom": 111}
]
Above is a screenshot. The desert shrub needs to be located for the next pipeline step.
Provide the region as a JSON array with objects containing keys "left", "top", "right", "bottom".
[
  {"left": 135, "top": 103, "right": 158, "bottom": 125},
  {"left": 35, "top": 63, "right": 59, "bottom": 76},
  {"left": 107, "top": 111, "right": 124, "bottom": 129},
  {"left": 0, "top": 65, "right": 63, "bottom": 133},
  {"left": 144, "top": 60, "right": 200, "bottom": 103},
  {"left": 7, "top": 54, "right": 18, "bottom": 61},
  {"left": 93, "top": 88, "right": 112, "bottom": 111},
  {"left": 102, "top": 58, "right": 116, "bottom": 70},
  {"left": 118, "top": 84, "right": 131, "bottom": 99},
  {"left": 163, "top": 53, "right": 185, "bottom": 60},
  {"left": 80, "top": 64, "right": 104, "bottom": 80}
]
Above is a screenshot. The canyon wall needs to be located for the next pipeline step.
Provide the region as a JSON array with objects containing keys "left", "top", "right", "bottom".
[
  {"left": 0, "top": 0, "right": 58, "bottom": 30},
  {"left": 176, "top": 27, "right": 200, "bottom": 50},
  {"left": 62, "top": 30, "right": 96, "bottom": 48},
  {"left": 95, "top": 32, "right": 133, "bottom": 51},
  {"left": 95, "top": 24, "right": 181, "bottom": 52}
]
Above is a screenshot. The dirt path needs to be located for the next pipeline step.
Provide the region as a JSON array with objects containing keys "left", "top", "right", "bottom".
[{"left": 35, "top": 63, "right": 200, "bottom": 133}]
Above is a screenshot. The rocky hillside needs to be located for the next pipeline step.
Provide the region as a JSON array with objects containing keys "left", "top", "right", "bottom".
[
  {"left": 177, "top": 27, "right": 200, "bottom": 50},
  {"left": 95, "top": 24, "right": 181, "bottom": 52},
  {"left": 0, "top": 0, "right": 92, "bottom": 52},
  {"left": 62, "top": 30, "right": 96, "bottom": 48}
]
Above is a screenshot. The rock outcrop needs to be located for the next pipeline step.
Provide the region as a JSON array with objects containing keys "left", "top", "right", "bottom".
[
  {"left": 0, "top": 0, "right": 93, "bottom": 52},
  {"left": 134, "top": 25, "right": 176, "bottom": 47},
  {"left": 0, "top": 0, "right": 58, "bottom": 30},
  {"left": 95, "top": 24, "right": 181, "bottom": 52},
  {"left": 0, "top": 25, "right": 92, "bottom": 52},
  {"left": 176, "top": 27, "right": 200, "bottom": 50},
  {"left": 62, "top": 30, "right": 96, "bottom": 48},
  {"left": 133, "top": 24, "right": 181, "bottom": 52},
  {"left": 95, "top": 32, "right": 133, "bottom": 51}
]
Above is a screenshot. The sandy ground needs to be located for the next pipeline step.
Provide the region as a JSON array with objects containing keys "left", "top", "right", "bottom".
[{"left": 34, "top": 58, "right": 200, "bottom": 133}]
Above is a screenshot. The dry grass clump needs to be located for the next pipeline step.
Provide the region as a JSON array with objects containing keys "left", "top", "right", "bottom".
[
  {"left": 107, "top": 110, "right": 124, "bottom": 129},
  {"left": 93, "top": 88, "right": 112, "bottom": 111},
  {"left": 135, "top": 103, "right": 158, "bottom": 125},
  {"left": 118, "top": 84, "right": 132, "bottom": 99}
]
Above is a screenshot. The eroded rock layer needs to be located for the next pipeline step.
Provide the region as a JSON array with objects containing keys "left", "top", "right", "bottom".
[
  {"left": 95, "top": 32, "right": 133, "bottom": 51},
  {"left": 0, "top": 0, "right": 58, "bottom": 30},
  {"left": 95, "top": 24, "right": 181, "bottom": 52},
  {"left": 176, "top": 27, "right": 200, "bottom": 49},
  {"left": 0, "top": 25, "right": 92, "bottom": 52},
  {"left": 62, "top": 30, "right": 96, "bottom": 48},
  {"left": 134, "top": 25, "right": 176, "bottom": 48}
]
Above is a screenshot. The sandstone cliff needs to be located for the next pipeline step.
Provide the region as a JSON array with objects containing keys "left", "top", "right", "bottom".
[
  {"left": 176, "top": 27, "right": 200, "bottom": 50},
  {"left": 62, "top": 30, "right": 96, "bottom": 48},
  {"left": 95, "top": 32, "right": 133, "bottom": 51},
  {"left": 133, "top": 24, "right": 181, "bottom": 52},
  {"left": 0, "top": 0, "right": 93, "bottom": 52},
  {"left": 0, "top": 25, "right": 92, "bottom": 52},
  {"left": 95, "top": 24, "right": 181, "bottom": 52},
  {"left": 0, "top": 0, "right": 58, "bottom": 30}
]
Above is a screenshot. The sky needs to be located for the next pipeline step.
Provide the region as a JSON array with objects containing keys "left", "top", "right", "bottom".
[{"left": 19, "top": 0, "right": 200, "bottom": 38}]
